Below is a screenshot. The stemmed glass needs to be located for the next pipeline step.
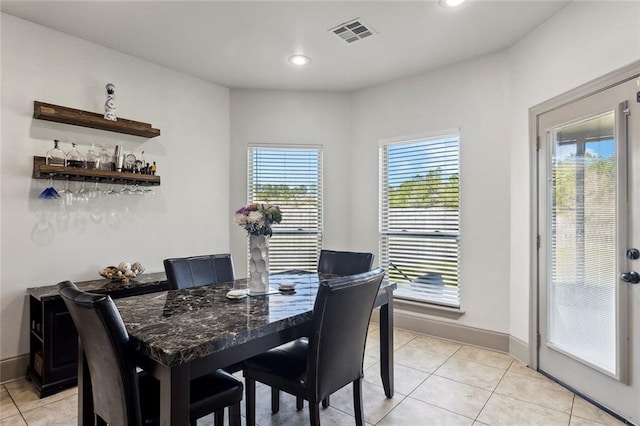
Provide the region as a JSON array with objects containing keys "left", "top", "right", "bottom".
[
  {"left": 58, "top": 175, "right": 73, "bottom": 205},
  {"left": 131, "top": 184, "right": 144, "bottom": 196},
  {"left": 102, "top": 179, "right": 120, "bottom": 196},
  {"left": 88, "top": 179, "right": 102, "bottom": 200},
  {"left": 39, "top": 175, "right": 60, "bottom": 199},
  {"left": 75, "top": 178, "right": 89, "bottom": 204},
  {"left": 120, "top": 182, "right": 133, "bottom": 195}
]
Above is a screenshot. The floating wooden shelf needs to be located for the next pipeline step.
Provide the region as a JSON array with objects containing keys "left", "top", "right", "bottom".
[
  {"left": 33, "top": 101, "right": 161, "bottom": 138},
  {"left": 32, "top": 156, "right": 160, "bottom": 186}
]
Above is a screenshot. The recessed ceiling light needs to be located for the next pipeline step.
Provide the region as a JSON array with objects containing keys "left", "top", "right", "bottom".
[
  {"left": 288, "top": 55, "right": 311, "bottom": 66},
  {"left": 439, "top": 0, "right": 469, "bottom": 8}
]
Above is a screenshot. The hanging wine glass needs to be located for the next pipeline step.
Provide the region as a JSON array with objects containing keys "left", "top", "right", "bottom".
[
  {"left": 65, "top": 143, "right": 86, "bottom": 168},
  {"left": 58, "top": 175, "right": 73, "bottom": 205},
  {"left": 120, "top": 182, "right": 133, "bottom": 195},
  {"left": 88, "top": 179, "right": 101, "bottom": 199},
  {"left": 39, "top": 175, "right": 60, "bottom": 199},
  {"left": 131, "top": 183, "right": 144, "bottom": 196},
  {"left": 102, "top": 178, "right": 120, "bottom": 196},
  {"left": 45, "top": 140, "right": 66, "bottom": 167},
  {"left": 75, "top": 178, "right": 89, "bottom": 204}
]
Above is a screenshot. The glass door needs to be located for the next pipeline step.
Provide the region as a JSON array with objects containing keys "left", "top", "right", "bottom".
[{"left": 537, "top": 75, "right": 639, "bottom": 423}]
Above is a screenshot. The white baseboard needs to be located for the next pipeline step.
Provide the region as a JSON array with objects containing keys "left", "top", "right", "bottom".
[
  {"left": 372, "top": 304, "right": 512, "bottom": 354},
  {"left": 509, "top": 334, "right": 530, "bottom": 364},
  {"left": 1, "top": 354, "right": 29, "bottom": 384}
]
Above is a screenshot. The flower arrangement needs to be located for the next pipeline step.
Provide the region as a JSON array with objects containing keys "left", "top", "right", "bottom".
[{"left": 235, "top": 203, "right": 283, "bottom": 237}]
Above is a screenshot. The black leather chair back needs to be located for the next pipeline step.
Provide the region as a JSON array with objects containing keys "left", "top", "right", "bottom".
[
  {"left": 317, "top": 250, "right": 374, "bottom": 276},
  {"left": 164, "top": 253, "right": 235, "bottom": 290},
  {"left": 57, "top": 281, "right": 143, "bottom": 425},
  {"left": 307, "top": 268, "right": 384, "bottom": 401}
]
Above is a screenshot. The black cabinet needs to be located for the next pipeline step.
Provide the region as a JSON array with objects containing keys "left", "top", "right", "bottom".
[
  {"left": 27, "top": 297, "right": 78, "bottom": 397},
  {"left": 26, "top": 273, "right": 168, "bottom": 398}
]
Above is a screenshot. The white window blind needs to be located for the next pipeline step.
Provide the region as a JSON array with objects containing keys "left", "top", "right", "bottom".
[
  {"left": 247, "top": 144, "right": 323, "bottom": 272},
  {"left": 379, "top": 134, "right": 461, "bottom": 307}
]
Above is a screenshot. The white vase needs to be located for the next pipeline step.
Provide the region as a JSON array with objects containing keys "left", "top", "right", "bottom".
[{"left": 248, "top": 234, "right": 269, "bottom": 294}]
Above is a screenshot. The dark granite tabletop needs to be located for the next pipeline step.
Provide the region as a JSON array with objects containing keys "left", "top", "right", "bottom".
[
  {"left": 26, "top": 272, "right": 168, "bottom": 302},
  {"left": 113, "top": 271, "right": 396, "bottom": 367}
]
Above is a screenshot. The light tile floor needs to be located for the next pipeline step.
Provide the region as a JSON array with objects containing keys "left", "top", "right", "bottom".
[{"left": 0, "top": 325, "right": 629, "bottom": 426}]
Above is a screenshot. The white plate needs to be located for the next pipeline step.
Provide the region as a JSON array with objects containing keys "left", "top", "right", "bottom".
[
  {"left": 278, "top": 282, "right": 296, "bottom": 291},
  {"left": 226, "top": 289, "right": 247, "bottom": 299}
]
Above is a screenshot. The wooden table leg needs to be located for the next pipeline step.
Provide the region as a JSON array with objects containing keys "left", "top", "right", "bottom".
[
  {"left": 379, "top": 296, "right": 394, "bottom": 398},
  {"left": 77, "top": 339, "right": 95, "bottom": 426},
  {"left": 158, "top": 363, "right": 190, "bottom": 426}
]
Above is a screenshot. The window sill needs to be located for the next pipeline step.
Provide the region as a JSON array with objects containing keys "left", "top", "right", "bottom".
[{"left": 393, "top": 297, "right": 465, "bottom": 320}]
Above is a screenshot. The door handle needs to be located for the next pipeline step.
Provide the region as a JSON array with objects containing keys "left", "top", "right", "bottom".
[{"left": 620, "top": 271, "right": 640, "bottom": 284}]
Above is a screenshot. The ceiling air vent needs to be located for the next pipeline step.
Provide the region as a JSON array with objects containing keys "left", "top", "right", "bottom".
[{"left": 329, "top": 18, "right": 376, "bottom": 44}]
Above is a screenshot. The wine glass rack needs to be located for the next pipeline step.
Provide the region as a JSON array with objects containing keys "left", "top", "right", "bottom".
[{"left": 32, "top": 156, "right": 161, "bottom": 185}]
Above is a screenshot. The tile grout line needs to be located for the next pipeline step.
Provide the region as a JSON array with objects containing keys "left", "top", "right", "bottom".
[
  {"left": 3, "top": 383, "right": 28, "bottom": 425},
  {"left": 474, "top": 358, "right": 514, "bottom": 424}
]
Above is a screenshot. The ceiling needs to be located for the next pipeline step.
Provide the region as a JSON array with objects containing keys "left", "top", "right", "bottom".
[{"left": 1, "top": 1, "right": 570, "bottom": 92}]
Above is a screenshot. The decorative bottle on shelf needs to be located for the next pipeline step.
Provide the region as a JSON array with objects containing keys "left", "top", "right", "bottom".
[
  {"left": 85, "top": 144, "right": 100, "bottom": 170},
  {"left": 45, "top": 140, "right": 66, "bottom": 166},
  {"left": 65, "top": 143, "right": 86, "bottom": 168},
  {"left": 104, "top": 83, "right": 116, "bottom": 121},
  {"left": 151, "top": 161, "right": 157, "bottom": 175},
  {"left": 99, "top": 146, "right": 112, "bottom": 171}
]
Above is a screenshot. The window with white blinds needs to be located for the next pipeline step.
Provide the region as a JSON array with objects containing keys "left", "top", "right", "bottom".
[
  {"left": 247, "top": 144, "right": 323, "bottom": 272},
  {"left": 379, "top": 134, "right": 461, "bottom": 307}
]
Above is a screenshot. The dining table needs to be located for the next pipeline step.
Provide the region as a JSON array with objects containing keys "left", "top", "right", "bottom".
[{"left": 77, "top": 270, "right": 396, "bottom": 426}]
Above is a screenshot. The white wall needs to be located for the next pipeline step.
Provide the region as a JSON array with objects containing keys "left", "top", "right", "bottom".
[
  {"left": 229, "top": 89, "right": 351, "bottom": 273},
  {"left": 0, "top": 14, "right": 231, "bottom": 360},
  {"left": 507, "top": 1, "right": 640, "bottom": 343},
  {"left": 350, "top": 52, "right": 513, "bottom": 333}
]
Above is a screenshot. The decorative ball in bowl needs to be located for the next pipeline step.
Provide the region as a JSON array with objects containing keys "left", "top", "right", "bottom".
[{"left": 99, "top": 262, "right": 145, "bottom": 282}]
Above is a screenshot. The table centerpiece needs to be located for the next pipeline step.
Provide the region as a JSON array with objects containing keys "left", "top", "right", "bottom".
[{"left": 234, "top": 203, "right": 282, "bottom": 294}]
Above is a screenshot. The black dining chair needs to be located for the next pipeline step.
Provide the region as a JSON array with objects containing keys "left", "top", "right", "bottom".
[
  {"left": 243, "top": 268, "right": 385, "bottom": 426},
  {"left": 163, "top": 253, "right": 235, "bottom": 290},
  {"left": 57, "top": 281, "right": 243, "bottom": 426},
  {"left": 315, "top": 248, "right": 374, "bottom": 408},
  {"left": 317, "top": 249, "right": 374, "bottom": 276},
  {"left": 163, "top": 253, "right": 243, "bottom": 373}
]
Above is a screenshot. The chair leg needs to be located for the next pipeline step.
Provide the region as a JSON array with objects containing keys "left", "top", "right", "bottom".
[
  {"left": 246, "top": 377, "right": 257, "bottom": 426},
  {"left": 353, "top": 378, "right": 364, "bottom": 426},
  {"left": 271, "top": 387, "right": 280, "bottom": 413},
  {"left": 214, "top": 409, "right": 224, "bottom": 426},
  {"left": 309, "top": 402, "right": 321, "bottom": 426},
  {"left": 228, "top": 402, "right": 241, "bottom": 426},
  {"left": 296, "top": 396, "right": 304, "bottom": 411},
  {"left": 321, "top": 394, "right": 330, "bottom": 408}
]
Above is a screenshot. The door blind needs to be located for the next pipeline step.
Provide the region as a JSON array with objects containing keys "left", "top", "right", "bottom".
[{"left": 247, "top": 144, "right": 323, "bottom": 272}]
